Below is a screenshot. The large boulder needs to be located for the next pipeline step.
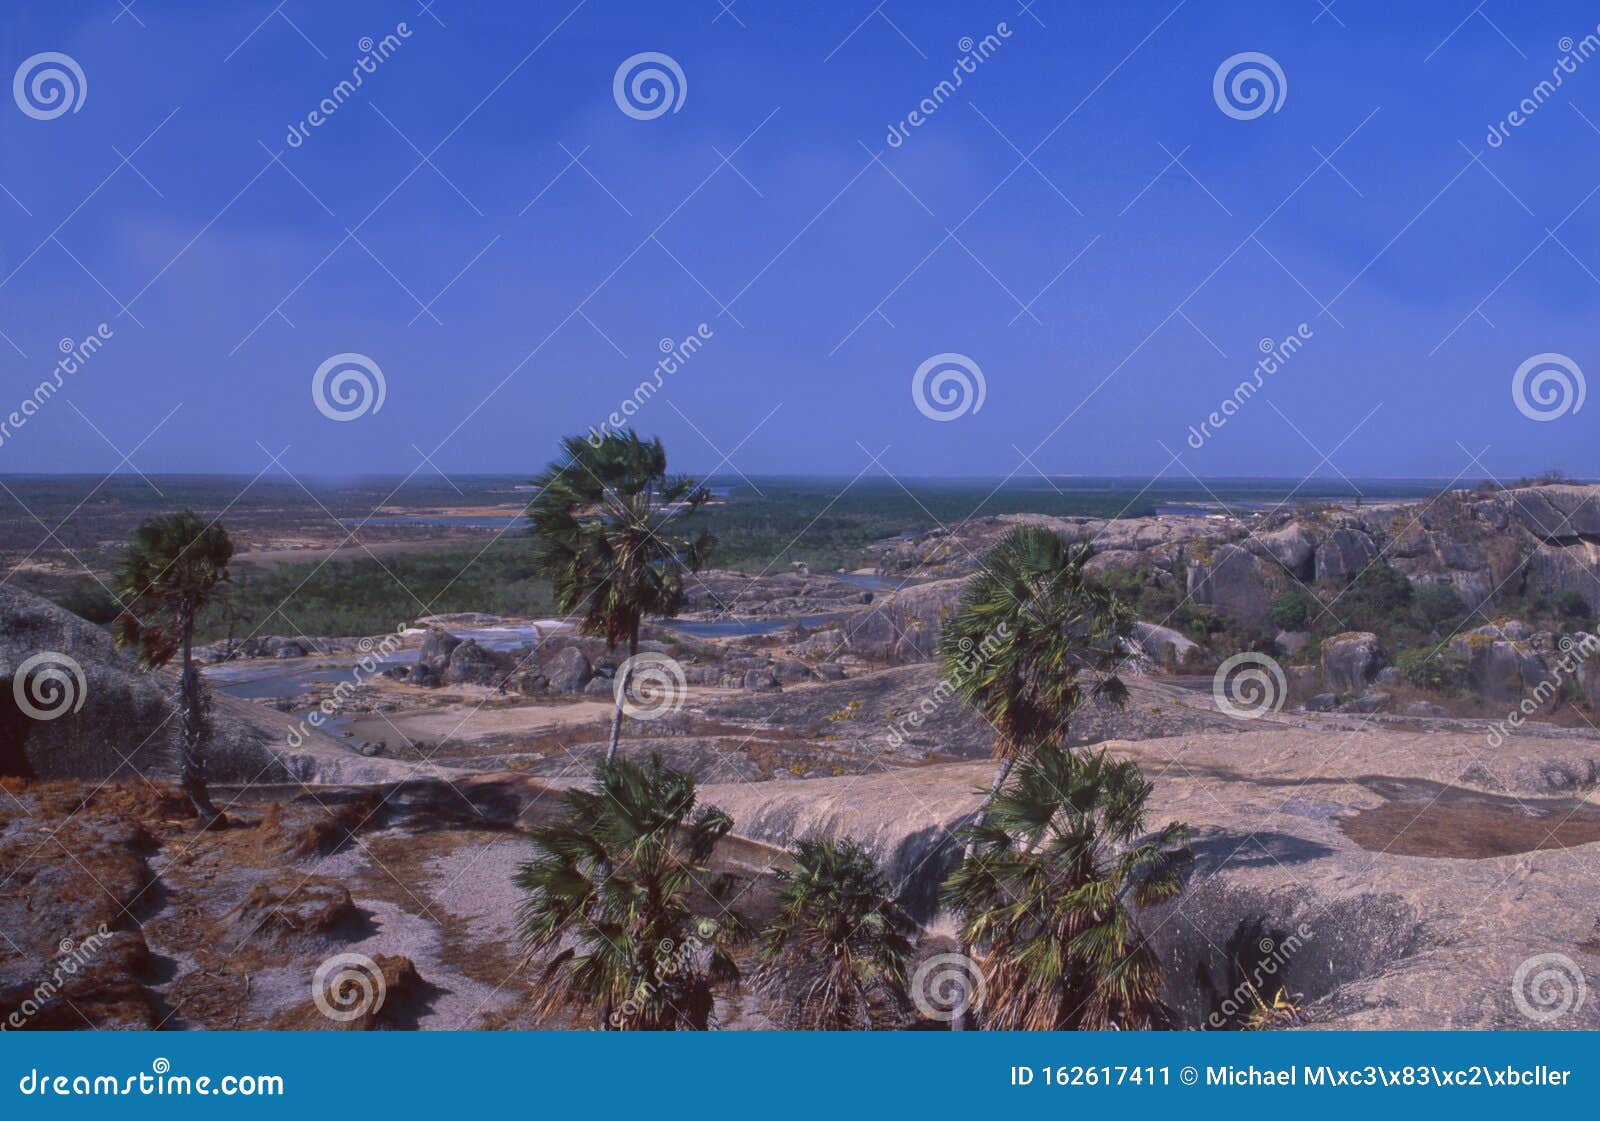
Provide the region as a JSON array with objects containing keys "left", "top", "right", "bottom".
[
  {"left": 1520, "top": 546, "right": 1600, "bottom": 614},
  {"left": 1187, "top": 544, "right": 1274, "bottom": 628},
  {"left": 842, "top": 578, "right": 967, "bottom": 663},
  {"left": 0, "top": 586, "right": 172, "bottom": 779},
  {"left": 743, "top": 669, "right": 781, "bottom": 692},
  {"left": 1133, "top": 621, "right": 1200, "bottom": 670},
  {"left": 440, "top": 640, "right": 505, "bottom": 686},
  {"left": 1251, "top": 523, "right": 1318, "bottom": 581},
  {"left": 1448, "top": 625, "right": 1549, "bottom": 704},
  {"left": 1503, "top": 485, "right": 1600, "bottom": 542},
  {"left": 1314, "top": 528, "right": 1378, "bottom": 585},
  {"left": 1, "top": 587, "right": 433, "bottom": 788},
  {"left": 772, "top": 658, "right": 814, "bottom": 683},
  {"left": 417, "top": 627, "right": 461, "bottom": 674},
  {"left": 1321, "top": 632, "right": 1382, "bottom": 694},
  {"left": 542, "top": 645, "right": 593, "bottom": 693}
]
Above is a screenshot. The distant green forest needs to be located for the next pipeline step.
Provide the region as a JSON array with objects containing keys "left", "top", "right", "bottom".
[
  {"left": 11, "top": 473, "right": 1464, "bottom": 640},
  {"left": 672, "top": 475, "right": 1449, "bottom": 572}
]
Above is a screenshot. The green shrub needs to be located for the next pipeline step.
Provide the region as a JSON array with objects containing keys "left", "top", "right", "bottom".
[
  {"left": 1558, "top": 590, "right": 1593, "bottom": 622},
  {"left": 1270, "top": 590, "right": 1311, "bottom": 631},
  {"left": 1395, "top": 645, "right": 1466, "bottom": 694}
]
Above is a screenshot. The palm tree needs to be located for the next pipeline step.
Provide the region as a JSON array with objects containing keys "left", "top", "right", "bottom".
[
  {"left": 527, "top": 431, "right": 713, "bottom": 762},
  {"left": 754, "top": 837, "right": 915, "bottom": 1029},
  {"left": 941, "top": 747, "right": 1189, "bottom": 1030},
  {"left": 112, "top": 511, "right": 234, "bottom": 825},
  {"left": 514, "top": 754, "right": 743, "bottom": 1029},
  {"left": 938, "top": 526, "right": 1134, "bottom": 780},
  {"left": 936, "top": 526, "right": 1133, "bottom": 1026}
]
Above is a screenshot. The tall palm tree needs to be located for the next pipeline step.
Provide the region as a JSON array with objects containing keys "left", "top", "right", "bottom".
[
  {"left": 754, "top": 837, "right": 915, "bottom": 1030},
  {"left": 527, "top": 431, "right": 713, "bottom": 762},
  {"left": 936, "top": 526, "right": 1133, "bottom": 1026},
  {"left": 514, "top": 754, "right": 743, "bottom": 1029},
  {"left": 938, "top": 526, "right": 1134, "bottom": 781},
  {"left": 112, "top": 511, "right": 234, "bottom": 825},
  {"left": 941, "top": 747, "right": 1189, "bottom": 1030}
]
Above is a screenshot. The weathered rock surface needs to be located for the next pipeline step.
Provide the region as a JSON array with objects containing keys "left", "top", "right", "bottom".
[
  {"left": 872, "top": 484, "right": 1600, "bottom": 620},
  {"left": 1187, "top": 543, "right": 1278, "bottom": 628},
  {"left": 1134, "top": 622, "right": 1201, "bottom": 670},
  {"left": 1449, "top": 624, "right": 1551, "bottom": 704},
  {"left": 837, "top": 577, "right": 966, "bottom": 662},
  {"left": 681, "top": 570, "right": 873, "bottom": 618},
  {"left": 0, "top": 586, "right": 411, "bottom": 786},
  {"left": 1321, "top": 632, "right": 1383, "bottom": 694},
  {"left": 704, "top": 726, "right": 1600, "bottom": 1029}
]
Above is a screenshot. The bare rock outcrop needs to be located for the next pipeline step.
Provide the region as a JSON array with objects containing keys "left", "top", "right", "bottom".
[
  {"left": 1321, "top": 632, "right": 1383, "bottom": 694},
  {"left": 839, "top": 577, "right": 966, "bottom": 662},
  {"left": 1186, "top": 543, "right": 1277, "bottom": 628},
  {"left": 1, "top": 585, "right": 374, "bottom": 786},
  {"left": 868, "top": 484, "right": 1600, "bottom": 634}
]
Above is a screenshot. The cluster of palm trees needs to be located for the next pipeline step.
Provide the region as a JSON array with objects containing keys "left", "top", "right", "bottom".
[
  {"left": 936, "top": 525, "right": 1190, "bottom": 1029},
  {"left": 514, "top": 753, "right": 917, "bottom": 1030},
  {"left": 517, "top": 434, "right": 1191, "bottom": 1028},
  {"left": 100, "top": 430, "right": 1189, "bottom": 1028}
]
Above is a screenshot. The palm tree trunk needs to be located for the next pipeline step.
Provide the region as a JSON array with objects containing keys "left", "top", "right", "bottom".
[
  {"left": 603, "top": 619, "right": 641, "bottom": 765},
  {"left": 953, "top": 753, "right": 1018, "bottom": 1031},
  {"left": 178, "top": 608, "right": 221, "bottom": 827}
]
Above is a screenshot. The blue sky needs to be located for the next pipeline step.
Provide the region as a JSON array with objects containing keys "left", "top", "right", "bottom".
[{"left": 0, "top": 0, "right": 1596, "bottom": 481}]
